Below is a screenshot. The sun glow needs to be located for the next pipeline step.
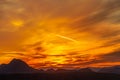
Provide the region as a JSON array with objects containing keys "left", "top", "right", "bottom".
[
  {"left": 0, "top": 0, "right": 120, "bottom": 69},
  {"left": 11, "top": 20, "right": 24, "bottom": 27}
]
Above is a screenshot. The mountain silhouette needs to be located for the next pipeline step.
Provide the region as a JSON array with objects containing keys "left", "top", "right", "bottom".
[
  {"left": 78, "top": 68, "right": 94, "bottom": 73},
  {"left": 0, "top": 59, "right": 38, "bottom": 73},
  {"left": 0, "top": 59, "right": 120, "bottom": 80},
  {"left": 99, "top": 65, "right": 120, "bottom": 74}
]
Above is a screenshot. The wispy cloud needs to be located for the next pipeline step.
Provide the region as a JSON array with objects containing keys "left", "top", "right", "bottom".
[{"left": 0, "top": 0, "right": 120, "bottom": 68}]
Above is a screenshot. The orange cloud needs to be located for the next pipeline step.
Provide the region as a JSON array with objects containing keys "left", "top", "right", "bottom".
[{"left": 0, "top": 0, "right": 120, "bottom": 69}]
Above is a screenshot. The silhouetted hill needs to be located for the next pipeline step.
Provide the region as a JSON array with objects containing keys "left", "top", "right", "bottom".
[
  {"left": 46, "top": 68, "right": 55, "bottom": 72},
  {"left": 90, "top": 67, "right": 101, "bottom": 72},
  {"left": 0, "top": 59, "right": 120, "bottom": 80},
  {"left": 99, "top": 65, "right": 120, "bottom": 74},
  {"left": 56, "top": 69, "right": 72, "bottom": 72},
  {"left": 78, "top": 68, "right": 93, "bottom": 73},
  {"left": 0, "top": 59, "right": 38, "bottom": 73}
]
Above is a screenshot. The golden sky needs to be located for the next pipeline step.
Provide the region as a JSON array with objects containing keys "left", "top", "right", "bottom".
[{"left": 0, "top": 0, "right": 120, "bottom": 69}]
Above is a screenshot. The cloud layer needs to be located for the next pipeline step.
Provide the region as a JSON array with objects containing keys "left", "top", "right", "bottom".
[{"left": 0, "top": 0, "right": 120, "bottom": 68}]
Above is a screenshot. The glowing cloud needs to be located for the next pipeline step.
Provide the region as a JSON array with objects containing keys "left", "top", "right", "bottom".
[{"left": 0, "top": 0, "right": 120, "bottom": 69}]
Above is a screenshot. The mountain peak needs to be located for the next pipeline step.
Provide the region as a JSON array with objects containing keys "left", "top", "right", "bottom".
[
  {"left": 11, "top": 58, "right": 22, "bottom": 62},
  {"left": 8, "top": 58, "right": 30, "bottom": 69},
  {"left": 0, "top": 58, "right": 38, "bottom": 73},
  {"left": 9, "top": 58, "right": 27, "bottom": 65}
]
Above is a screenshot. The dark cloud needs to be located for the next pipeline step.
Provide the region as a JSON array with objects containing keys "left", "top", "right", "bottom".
[
  {"left": 101, "top": 39, "right": 120, "bottom": 48},
  {"left": 81, "top": 0, "right": 120, "bottom": 26},
  {"left": 82, "top": 50, "right": 120, "bottom": 66},
  {"left": 100, "top": 50, "right": 120, "bottom": 61},
  {"left": 88, "top": 38, "right": 120, "bottom": 50}
]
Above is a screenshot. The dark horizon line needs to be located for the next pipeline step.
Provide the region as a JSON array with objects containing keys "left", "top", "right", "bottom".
[{"left": 1, "top": 58, "right": 120, "bottom": 70}]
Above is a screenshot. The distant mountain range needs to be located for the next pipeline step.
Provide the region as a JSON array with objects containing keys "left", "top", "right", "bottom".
[
  {"left": 0, "top": 58, "right": 120, "bottom": 75},
  {"left": 99, "top": 65, "right": 120, "bottom": 74},
  {"left": 0, "top": 59, "right": 95, "bottom": 74},
  {"left": 0, "top": 59, "right": 120, "bottom": 80}
]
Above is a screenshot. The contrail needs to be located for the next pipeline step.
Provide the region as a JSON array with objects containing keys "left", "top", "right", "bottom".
[{"left": 56, "top": 34, "right": 78, "bottom": 42}]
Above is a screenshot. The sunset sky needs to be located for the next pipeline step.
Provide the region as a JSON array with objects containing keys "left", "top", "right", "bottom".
[{"left": 0, "top": 0, "right": 120, "bottom": 69}]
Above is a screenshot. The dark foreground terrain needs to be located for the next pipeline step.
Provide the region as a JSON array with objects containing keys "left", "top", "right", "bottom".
[
  {"left": 0, "top": 71, "right": 120, "bottom": 80},
  {"left": 1, "top": 59, "right": 120, "bottom": 80}
]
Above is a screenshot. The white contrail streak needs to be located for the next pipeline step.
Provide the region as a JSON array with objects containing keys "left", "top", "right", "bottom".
[{"left": 56, "top": 34, "right": 78, "bottom": 42}]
